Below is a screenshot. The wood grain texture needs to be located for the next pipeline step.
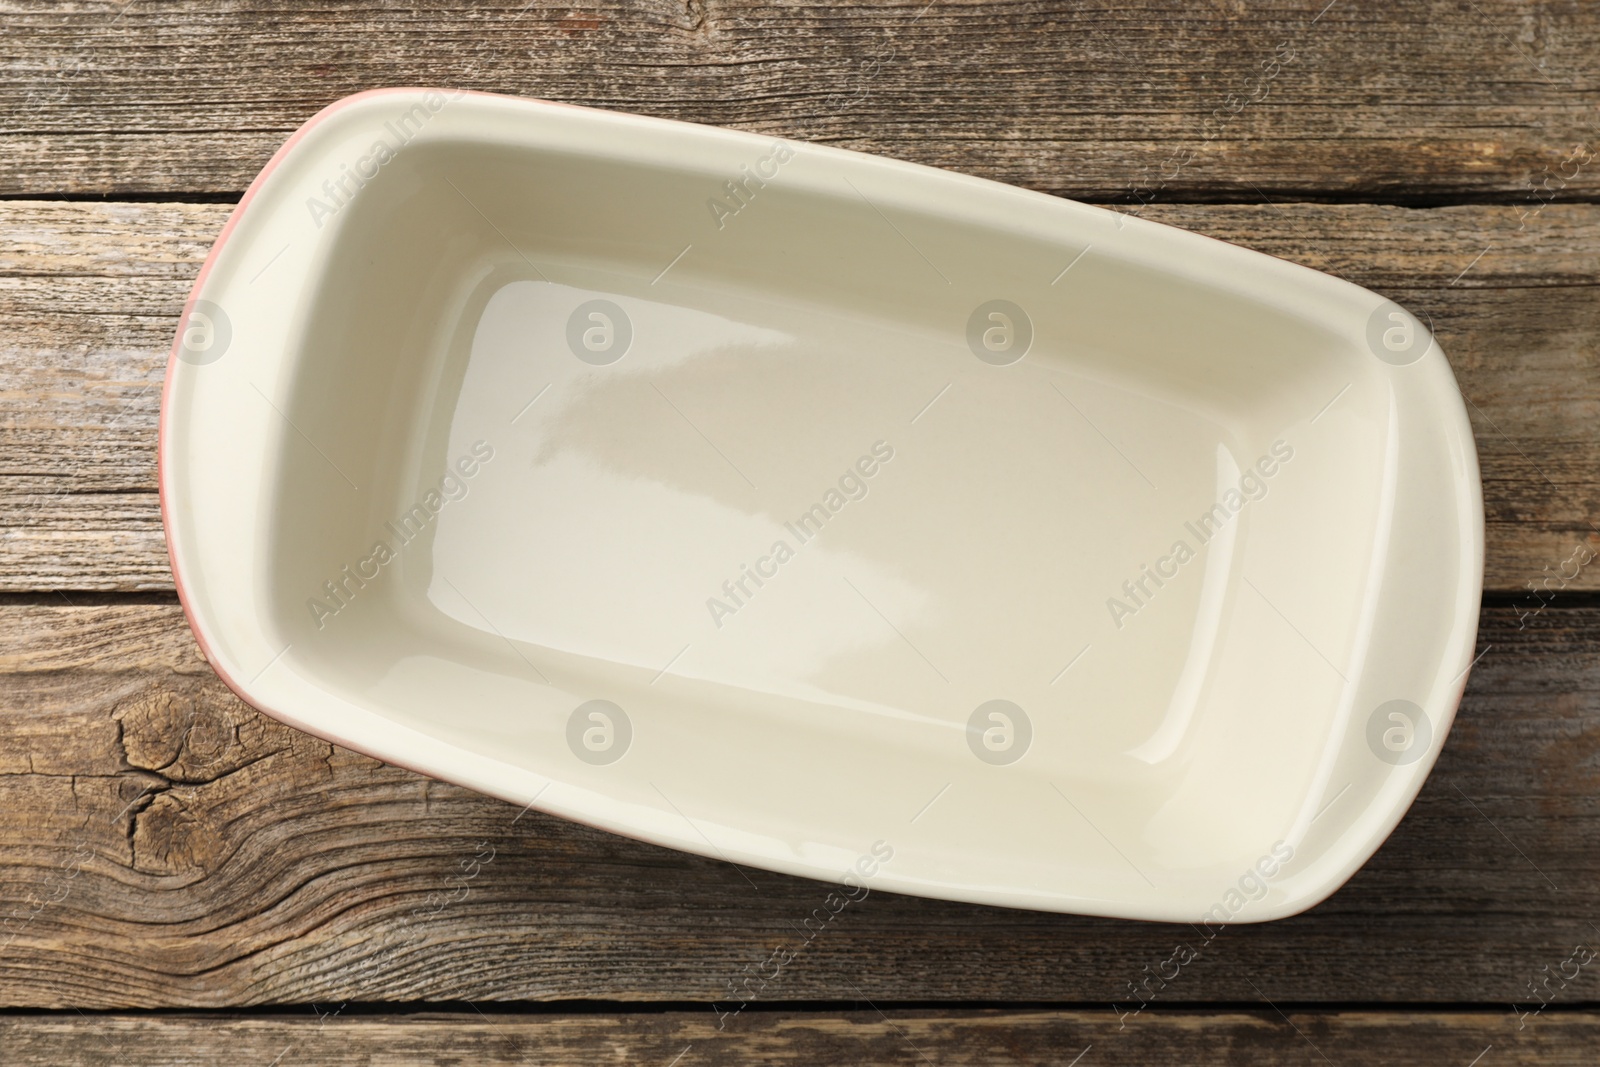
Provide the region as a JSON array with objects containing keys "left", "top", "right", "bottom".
[
  {"left": 3, "top": 0, "right": 1596, "bottom": 1055},
  {"left": 2, "top": 1009, "right": 1596, "bottom": 1065},
  {"left": 0, "top": 597, "right": 1594, "bottom": 1009},
  {"left": 3, "top": 0, "right": 1600, "bottom": 199},
  {"left": 2, "top": 200, "right": 1596, "bottom": 593}
]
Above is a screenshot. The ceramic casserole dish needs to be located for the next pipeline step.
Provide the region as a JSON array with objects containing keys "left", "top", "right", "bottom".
[{"left": 160, "top": 89, "right": 1484, "bottom": 922}]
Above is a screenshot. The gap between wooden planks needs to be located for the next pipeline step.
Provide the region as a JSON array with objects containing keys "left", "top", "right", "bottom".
[
  {"left": 0, "top": 1009, "right": 1594, "bottom": 1065},
  {"left": 3, "top": 0, "right": 1600, "bottom": 200},
  {"left": 1, "top": 200, "right": 1595, "bottom": 593},
  {"left": 0, "top": 599, "right": 1593, "bottom": 1007}
]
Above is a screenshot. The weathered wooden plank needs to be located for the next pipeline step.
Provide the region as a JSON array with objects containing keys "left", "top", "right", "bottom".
[
  {"left": 0, "top": 598, "right": 1593, "bottom": 1008},
  {"left": 0, "top": 1009, "right": 1594, "bottom": 1065},
  {"left": 2, "top": 200, "right": 1595, "bottom": 593},
  {"left": 2, "top": 0, "right": 1599, "bottom": 199},
  {"left": 0, "top": 200, "right": 209, "bottom": 592}
]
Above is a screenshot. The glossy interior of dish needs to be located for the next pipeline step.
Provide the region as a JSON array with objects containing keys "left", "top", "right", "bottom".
[{"left": 163, "top": 93, "right": 1482, "bottom": 919}]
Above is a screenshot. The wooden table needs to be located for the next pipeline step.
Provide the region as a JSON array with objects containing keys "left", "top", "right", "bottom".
[{"left": 3, "top": 1, "right": 1598, "bottom": 1062}]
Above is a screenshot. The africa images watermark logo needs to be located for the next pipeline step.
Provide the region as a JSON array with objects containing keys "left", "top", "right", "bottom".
[
  {"left": 713, "top": 840, "right": 894, "bottom": 1031},
  {"left": 566, "top": 699, "right": 632, "bottom": 766},
  {"left": 176, "top": 297, "right": 232, "bottom": 366},
  {"left": 706, "top": 141, "right": 797, "bottom": 231},
  {"left": 305, "top": 89, "right": 465, "bottom": 229},
  {"left": 1105, "top": 439, "right": 1294, "bottom": 629},
  {"left": 1113, "top": 839, "right": 1295, "bottom": 1030},
  {"left": 306, "top": 440, "right": 495, "bottom": 629},
  {"left": 705, "top": 441, "right": 895, "bottom": 629}
]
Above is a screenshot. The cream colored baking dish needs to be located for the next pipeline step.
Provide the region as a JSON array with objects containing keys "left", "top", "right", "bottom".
[{"left": 160, "top": 89, "right": 1483, "bottom": 922}]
